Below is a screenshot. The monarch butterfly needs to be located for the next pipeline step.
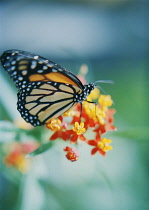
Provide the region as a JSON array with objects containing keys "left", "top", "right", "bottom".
[{"left": 1, "top": 50, "right": 96, "bottom": 127}]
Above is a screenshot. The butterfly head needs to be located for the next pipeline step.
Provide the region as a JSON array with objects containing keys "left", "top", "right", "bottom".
[
  {"left": 74, "top": 83, "right": 95, "bottom": 103},
  {"left": 83, "top": 83, "right": 95, "bottom": 93}
]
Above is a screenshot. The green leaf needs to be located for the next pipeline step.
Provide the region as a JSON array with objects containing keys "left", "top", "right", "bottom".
[{"left": 26, "top": 141, "right": 53, "bottom": 157}]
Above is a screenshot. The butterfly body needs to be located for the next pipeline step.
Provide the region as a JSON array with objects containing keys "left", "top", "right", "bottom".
[{"left": 1, "top": 50, "right": 95, "bottom": 126}]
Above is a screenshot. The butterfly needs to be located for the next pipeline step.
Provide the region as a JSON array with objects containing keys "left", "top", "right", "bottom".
[{"left": 1, "top": 50, "right": 96, "bottom": 126}]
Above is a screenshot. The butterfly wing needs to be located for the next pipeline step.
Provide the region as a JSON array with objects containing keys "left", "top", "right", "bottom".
[
  {"left": 0, "top": 49, "right": 84, "bottom": 90},
  {"left": 0, "top": 49, "right": 85, "bottom": 126},
  {"left": 17, "top": 81, "right": 82, "bottom": 126}
]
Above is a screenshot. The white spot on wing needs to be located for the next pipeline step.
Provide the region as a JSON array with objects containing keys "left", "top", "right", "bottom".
[
  {"left": 34, "top": 55, "right": 39, "bottom": 59},
  {"left": 52, "top": 68, "right": 57, "bottom": 72},
  {"left": 43, "top": 65, "right": 48, "bottom": 70},
  {"left": 31, "top": 61, "right": 37, "bottom": 69},
  {"left": 13, "top": 71, "right": 17, "bottom": 75},
  {"left": 18, "top": 77, "right": 23, "bottom": 81},
  {"left": 11, "top": 66, "right": 15, "bottom": 70},
  {"left": 11, "top": 61, "right": 16, "bottom": 65},
  {"left": 22, "top": 70, "right": 27, "bottom": 75},
  {"left": 47, "top": 63, "right": 54, "bottom": 68},
  {"left": 38, "top": 60, "right": 43, "bottom": 64},
  {"left": 37, "top": 70, "right": 43, "bottom": 73}
]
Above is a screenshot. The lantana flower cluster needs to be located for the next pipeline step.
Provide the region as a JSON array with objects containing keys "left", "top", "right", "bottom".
[{"left": 46, "top": 76, "right": 116, "bottom": 162}]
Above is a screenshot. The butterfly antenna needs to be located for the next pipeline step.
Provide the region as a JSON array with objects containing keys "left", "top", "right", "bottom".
[
  {"left": 95, "top": 80, "right": 114, "bottom": 84},
  {"left": 95, "top": 85, "right": 108, "bottom": 95},
  {"left": 95, "top": 80, "right": 114, "bottom": 95}
]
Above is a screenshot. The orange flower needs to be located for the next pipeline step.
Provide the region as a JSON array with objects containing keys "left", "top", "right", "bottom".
[
  {"left": 64, "top": 146, "right": 80, "bottom": 161},
  {"left": 4, "top": 142, "right": 38, "bottom": 173},
  {"left": 46, "top": 119, "right": 61, "bottom": 131},
  {"left": 45, "top": 70, "right": 116, "bottom": 161},
  {"left": 66, "top": 129, "right": 86, "bottom": 144},
  {"left": 50, "top": 129, "right": 69, "bottom": 141},
  {"left": 93, "top": 108, "right": 116, "bottom": 134},
  {"left": 4, "top": 151, "right": 30, "bottom": 173},
  {"left": 88, "top": 135, "right": 112, "bottom": 156},
  {"left": 46, "top": 117, "right": 69, "bottom": 141}
]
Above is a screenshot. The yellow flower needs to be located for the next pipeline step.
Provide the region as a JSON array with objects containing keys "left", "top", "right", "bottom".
[
  {"left": 83, "top": 101, "right": 96, "bottom": 119},
  {"left": 97, "top": 138, "right": 113, "bottom": 152},
  {"left": 96, "top": 108, "right": 106, "bottom": 125},
  {"left": 83, "top": 102, "right": 106, "bottom": 124},
  {"left": 15, "top": 154, "right": 30, "bottom": 173},
  {"left": 73, "top": 122, "right": 86, "bottom": 135},
  {"left": 4, "top": 150, "right": 30, "bottom": 173},
  {"left": 87, "top": 88, "right": 100, "bottom": 101},
  {"left": 46, "top": 119, "right": 61, "bottom": 131},
  {"left": 98, "top": 95, "right": 113, "bottom": 107}
]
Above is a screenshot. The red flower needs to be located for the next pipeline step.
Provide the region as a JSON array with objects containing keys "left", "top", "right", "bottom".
[
  {"left": 70, "top": 115, "right": 80, "bottom": 125},
  {"left": 50, "top": 129, "right": 69, "bottom": 141},
  {"left": 45, "top": 72, "right": 117, "bottom": 161},
  {"left": 66, "top": 130, "right": 86, "bottom": 144},
  {"left": 93, "top": 108, "right": 116, "bottom": 135},
  {"left": 105, "top": 109, "right": 117, "bottom": 131},
  {"left": 3, "top": 142, "right": 38, "bottom": 173},
  {"left": 47, "top": 118, "right": 69, "bottom": 141},
  {"left": 66, "top": 122, "right": 86, "bottom": 143},
  {"left": 93, "top": 124, "right": 106, "bottom": 134},
  {"left": 88, "top": 135, "right": 112, "bottom": 156},
  {"left": 64, "top": 146, "right": 80, "bottom": 162}
]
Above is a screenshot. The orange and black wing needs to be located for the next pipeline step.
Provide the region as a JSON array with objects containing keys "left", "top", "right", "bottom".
[
  {"left": 17, "top": 81, "right": 82, "bottom": 126},
  {"left": 0, "top": 49, "right": 85, "bottom": 126},
  {"left": 0, "top": 49, "right": 84, "bottom": 90}
]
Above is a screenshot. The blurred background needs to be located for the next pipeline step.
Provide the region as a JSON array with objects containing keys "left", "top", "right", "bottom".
[{"left": 0, "top": 0, "right": 148, "bottom": 210}]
